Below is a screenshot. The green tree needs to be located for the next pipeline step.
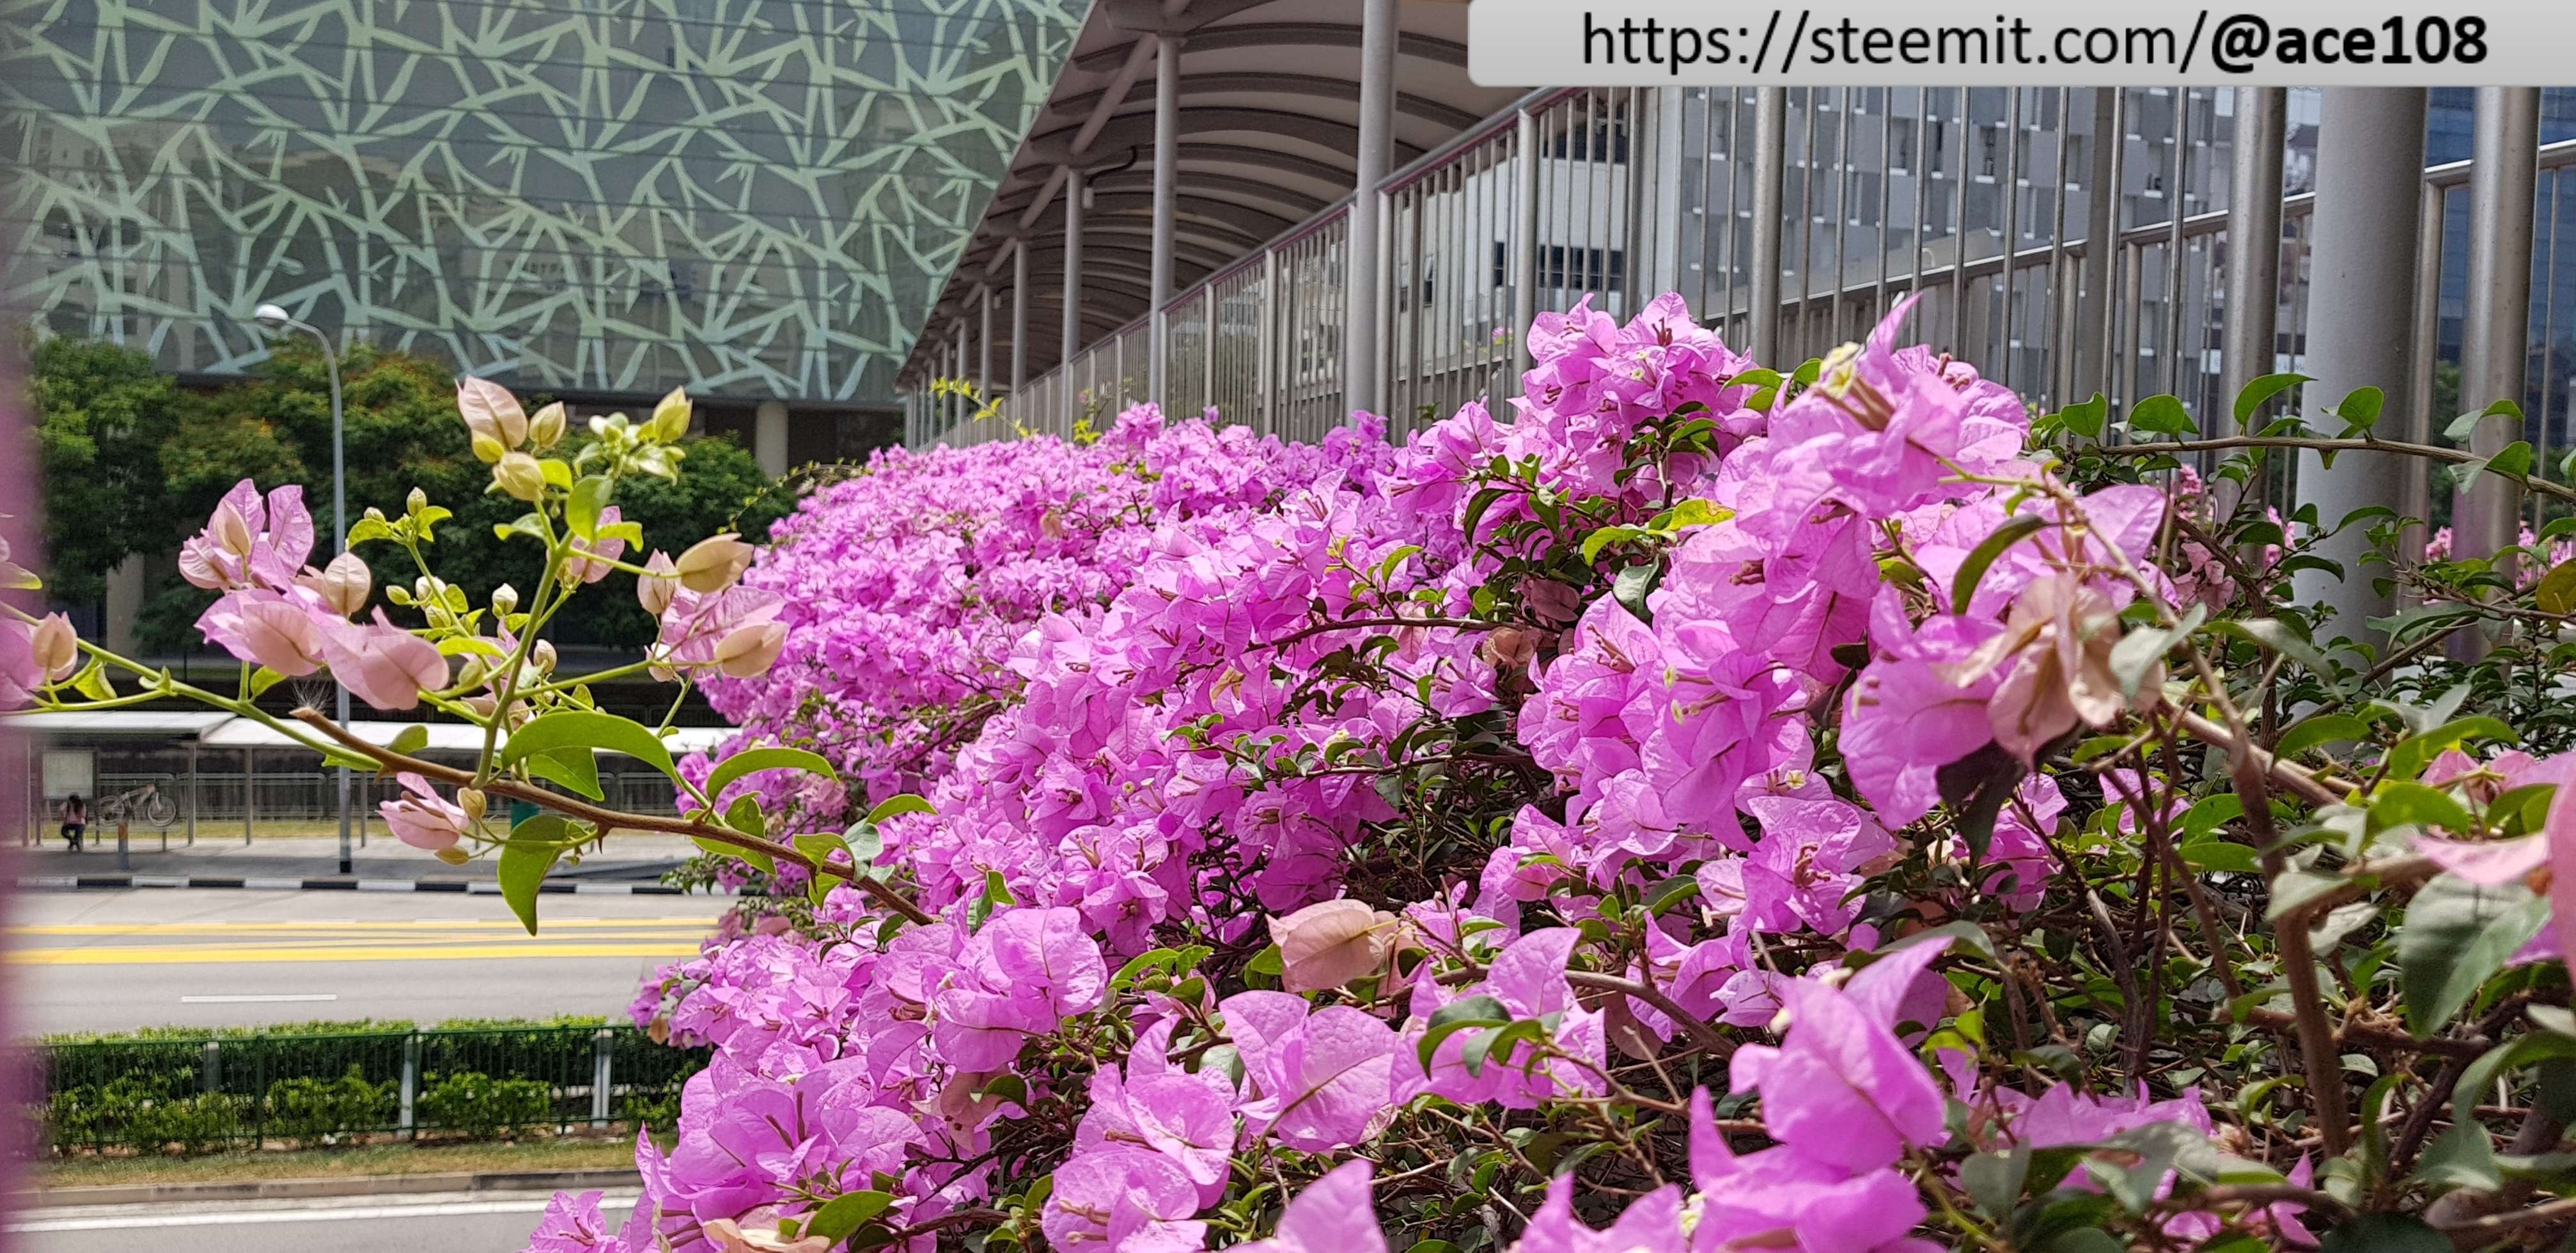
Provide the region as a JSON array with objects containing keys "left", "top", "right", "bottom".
[
  {"left": 24, "top": 338, "right": 191, "bottom": 605},
  {"left": 133, "top": 343, "right": 784, "bottom": 650}
]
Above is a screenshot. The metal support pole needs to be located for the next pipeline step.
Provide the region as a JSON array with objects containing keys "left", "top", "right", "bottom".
[
  {"left": 2297, "top": 89, "right": 2428, "bottom": 639},
  {"left": 1513, "top": 107, "right": 1542, "bottom": 372},
  {"left": 978, "top": 287, "right": 994, "bottom": 402},
  {"left": 398, "top": 1033, "right": 419, "bottom": 1139},
  {"left": 2455, "top": 87, "right": 2541, "bottom": 574},
  {"left": 242, "top": 746, "right": 254, "bottom": 844},
  {"left": 1748, "top": 88, "right": 1788, "bottom": 366},
  {"left": 2075, "top": 89, "right": 2119, "bottom": 401},
  {"left": 1342, "top": 0, "right": 1396, "bottom": 418},
  {"left": 2218, "top": 87, "right": 2286, "bottom": 516},
  {"left": 1149, "top": 33, "right": 1182, "bottom": 404},
  {"left": 1650, "top": 88, "right": 1686, "bottom": 296},
  {"left": 591, "top": 1028, "right": 614, "bottom": 1128},
  {"left": 200, "top": 1041, "right": 221, "bottom": 1094},
  {"left": 1063, "top": 167, "right": 1085, "bottom": 433},
  {"left": 1011, "top": 245, "right": 1030, "bottom": 397},
  {"left": 185, "top": 739, "right": 197, "bottom": 846}
]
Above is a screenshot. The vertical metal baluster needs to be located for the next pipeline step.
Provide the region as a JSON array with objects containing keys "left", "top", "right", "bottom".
[
  {"left": 2538, "top": 169, "right": 2563, "bottom": 532},
  {"left": 1834, "top": 87, "right": 1853, "bottom": 344},
  {"left": 1999, "top": 86, "right": 2023, "bottom": 388},
  {"left": 2047, "top": 88, "right": 2073, "bottom": 406},
  {"left": 2164, "top": 89, "right": 2193, "bottom": 397},
  {"left": 1949, "top": 89, "right": 1972, "bottom": 353},
  {"left": 1874, "top": 89, "right": 1893, "bottom": 331}
]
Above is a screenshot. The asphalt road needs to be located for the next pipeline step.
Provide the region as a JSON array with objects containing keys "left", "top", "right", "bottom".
[
  {"left": 10, "top": 1190, "right": 639, "bottom": 1252},
  {"left": 6, "top": 889, "right": 728, "bottom": 1034}
]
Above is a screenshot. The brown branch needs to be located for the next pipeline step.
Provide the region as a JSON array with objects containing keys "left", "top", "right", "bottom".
[
  {"left": 1565, "top": 970, "right": 1734, "bottom": 1057},
  {"left": 1256, "top": 615, "right": 1499, "bottom": 653},
  {"left": 2174, "top": 709, "right": 2352, "bottom": 808},
  {"left": 292, "top": 709, "right": 936, "bottom": 925}
]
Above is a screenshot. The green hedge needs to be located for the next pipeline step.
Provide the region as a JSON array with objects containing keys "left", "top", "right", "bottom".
[{"left": 33, "top": 1020, "right": 708, "bottom": 1154}]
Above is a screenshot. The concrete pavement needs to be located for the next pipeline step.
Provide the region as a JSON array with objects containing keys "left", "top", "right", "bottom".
[
  {"left": 12, "top": 831, "right": 701, "bottom": 885},
  {"left": 10, "top": 888, "right": 730, "bottom": 1034},
  {"left": 9, "top": 1188, "right": 639, "bottom": 1252}
]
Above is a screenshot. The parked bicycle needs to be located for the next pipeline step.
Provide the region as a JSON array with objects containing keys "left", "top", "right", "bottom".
[{"left": 100, "top": 782, "right": 178, "bottom": 830}]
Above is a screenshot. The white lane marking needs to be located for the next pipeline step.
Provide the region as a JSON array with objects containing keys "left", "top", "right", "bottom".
[
  {"left": 8, "top": 1193, "right": 638, "bottom": 1231},
  {"left": 178, "top": 993, "right": 340, "bottom": 1004}
]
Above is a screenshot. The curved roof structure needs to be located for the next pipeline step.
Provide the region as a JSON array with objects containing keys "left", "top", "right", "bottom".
[{"left": 902, "top": 0, "right": 1519, "bottom": 383}]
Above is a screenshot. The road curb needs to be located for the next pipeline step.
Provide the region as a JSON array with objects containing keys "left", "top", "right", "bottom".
[
  {"left": 17, "top": 1165, "right": 643, "bottom": 1208},
  {"left": 12, "top": 874, "right": 689, "bottom": 894}
]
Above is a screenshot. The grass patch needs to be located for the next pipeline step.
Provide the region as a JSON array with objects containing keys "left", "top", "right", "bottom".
[{"left": 32, "top": 1136, "right": 646, "bottom": 1190}]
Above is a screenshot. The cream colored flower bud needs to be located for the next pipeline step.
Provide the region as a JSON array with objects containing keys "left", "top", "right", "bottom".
[
  {"left": 673, "top": 534, "right": 754, "bottom": 594},
  {"left": 471, "top": 433, "right": 507, "bottom": 465},
  {"left": 528, "top": 401, "right": 568, "bottom": 451},
  {"left": 212, "top": 501, "right": 254, "bottom": 557},
  {"left": 494, "top": 451, "right": 545, "bottom": 502},
  {"left": 407, "top": 487, "right": 430, "bottom": 516},
  {"left": 490, "top": 584, "right": 520, "bottom": 617},
  {"left": 306, "top": 552, "right": 371, "bottom": 617},
  {"left": 31, "top": 614, "right": 78, "bottom": 681},
  {"left": 648, "top": 387, "right": 692, "bottom": 442},
  {"left": 457, "top": 788, "right": 487, "bottom": 823},
  {"left": 637, "top": 551, "right": 679, "bottom": 615},
  {"left": 531, "top": 640, "right": 558, "bottom": 675},
  {"left": 714, "top": 622, "right": 786, "bottom": 678}
]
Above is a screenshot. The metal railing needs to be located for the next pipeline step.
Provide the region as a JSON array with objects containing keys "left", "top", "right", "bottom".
[
  {"left": 36, "top": 1025, "right": 708, "bottom": 1151},
  {"left": 923, "top": 88, "right": 2576, "bottom": 531}
]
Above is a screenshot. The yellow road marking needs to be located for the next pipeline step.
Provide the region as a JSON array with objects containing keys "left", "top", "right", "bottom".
[
  {"left": 9, "top": 943, "right": 703, "bottom": 965},
  {"left": 11, "top": 917, "right": 719, "bottom": 936}
]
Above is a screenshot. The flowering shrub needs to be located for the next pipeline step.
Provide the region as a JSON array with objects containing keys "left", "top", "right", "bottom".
[{"left": 21, "top": 290, "right": 2576, "bottom": 1251}]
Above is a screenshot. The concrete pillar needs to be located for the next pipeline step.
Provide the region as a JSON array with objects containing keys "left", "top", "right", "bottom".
[
  {"left": 102, "top": 553, "right": 145, "bottom": 655},
  {"left": 2218, "top": 88, "right": 2286, "bottom": 517},
  {"left": 754, "top": 400, "right": 789, "bottom": 477},
  {"left": 1149, "top": 33, "right": 1183, "bottom": 403},
  {"left": 2453, "top": 88, "right": 2541, "bottom": 574},
  {"left": 1748, "top": 89, "right": 1788, "bottom": 366},
  {"left": 2296, "top": 89, "right": 2427, "bottom": 639},
  {"left": 1341, "top": 0, "right": 1396, "bottom": 418}
]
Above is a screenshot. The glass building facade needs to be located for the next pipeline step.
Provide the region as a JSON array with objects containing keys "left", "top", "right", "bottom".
[{"left": 0, "top": 0, "right": 1081, "bottom": 407}]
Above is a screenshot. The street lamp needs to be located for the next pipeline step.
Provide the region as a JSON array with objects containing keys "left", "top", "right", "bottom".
[{"left": 253, "top": 303, "right": 353, "bottom": 877}]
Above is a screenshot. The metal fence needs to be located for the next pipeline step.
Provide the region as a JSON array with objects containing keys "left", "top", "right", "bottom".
[
  {"left": 923, "top": 88, "right": 2576, "bottom": 540},
  {"left": 36, "top": 1025, "right": 708, "bottom": 1152},
  {"left": 87, "top": 770, "right": 683, "bottom": 829}
]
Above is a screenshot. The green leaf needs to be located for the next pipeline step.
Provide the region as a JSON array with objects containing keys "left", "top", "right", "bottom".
[
  {"left": 2444, "top": 398, "right": 2522, "bottom": 442},
  {"left": 1417, "top": 994, "right": 1511, "bottom": 1071},
  {"left": 2536, "top": 559, "right": 2576, "bottom": 615},
  {"left": 705, "top": 747, "right": 838, "bottom": 798},
  {"left": 2127, "top": 394, "right": 2197, "bottom": 436},
  {"left": 2206, "top": 618, "right": 2334, "bottom": 678},
  {"left": 1960, "top": 1147, "right": 2030, "bottom": 1217},
  {"left": 501, "top": 711, "right": 677, "bottom": 780},
  {"left": 388, "top": 725, "right": 430, "bottom": 756},
  {"left": 498, "top": 815, "right": 568, "bottom": 935},
  {"left": 2232, "top": 372, "right": 2313, "bottom": 425},
  {"left": 1937, "top": 742, "right": 2024, "bottom": 862},
  {"left": 726, "top": 794, "right": 767, "bottom": 839},
  {"left": 866, "top": 794, "right": 935, "bottom": 824},
  {"left": 2317, "top": 1214, "right": 2448, "bottom": 1253},
  {"left": 247, "top": 666, "right": 287, "bottom": 698},
  {"left": 1612, "top": 562, "right": 1659, "bottom": 624},
  {"left": 1581, "top": 525, "right": 1651, "bottom": 563},
  {"left": 70, "top": 659, "right": 114, "bottom": 702},
  {"left": 2400, "top": 874, "right": 2547, "bottom": 1035},
  {"left": 1950, "top": 514, "right": 2048, "bottom": 614},
  {"left": 2455, "top": 1032, "right": 2576, "bottom": 1127},
  {"left": 802, "top": 1190, "right": 896, "bottom": 1241},
  {"left": 691, "top": 836, "right": 774, "bottom": 875},
  {"left": 1460, "top": 486, "right": 1509, "bottom": 540},
  {"left": 2489, "top": 440, "right": 2536, "bottom": 480},
  {"left": 567, "top": 475, "right": 613, "bottom": 540},
  {"left": 2275, "top": 714, "right": 2373, "bottom": 760},
  {"left": 523, "top": 748, "right": 604, "bottom": 801},
  {"left": 2109, "top": 604, "right": 2203, "bottom": 698},
  {"left": 2324, "top": 383, "right": 2380, "bottom": 433},
  {"left": 2087, "top": 1121, "right": 2216, "bottom": 1212},
  {"left": 2367, "top": 780, "right": 2476, "bottom": 837},
  {"left": 2386, "top": 716, "right": 2520, "bottom": 783},
  {"left": 1462, "top": 1019, "right": 1549, "bottom": 1077},
  {"left": 2177, "top": 839, "right": 2261, "bottom": 873},
  {"left": 2057, "top": 391, "right": 2109, "bottom": 440},
  {"left": 2417, "top": 1121, "right": 2502, "bottom": 1192}
]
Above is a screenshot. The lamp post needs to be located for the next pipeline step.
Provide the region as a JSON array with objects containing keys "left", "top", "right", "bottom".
[{"left": 253, "top": 303, "right": 352, "bottom": 877}]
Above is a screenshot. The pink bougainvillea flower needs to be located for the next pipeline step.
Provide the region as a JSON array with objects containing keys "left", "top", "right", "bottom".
[
  {"left": 563, "top": 507, "right": 628, "bottom": 585},
  {"left": 1040, "top": 1148, "right": 1207, "bottom": 1253},
  {"left": 379, "top": 773, "right": 471, "bottom": 853},
  {"left": 1222, "top": 991, "right": 1403, "bottom": 1152},
  {"left": 320, "top": 610, "right": 449, "bottom": 711},
  {"left": 1233, "top": 1159, "right": 1385, "bottom": 1253}
]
